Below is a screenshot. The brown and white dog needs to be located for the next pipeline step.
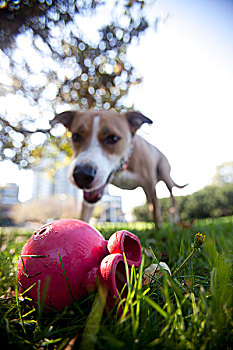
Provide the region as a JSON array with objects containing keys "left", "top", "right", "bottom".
[{"left": 51, "top": 110, "right": 186, "bottom": 225}]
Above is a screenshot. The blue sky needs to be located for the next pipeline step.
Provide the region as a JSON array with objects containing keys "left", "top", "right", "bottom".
[{"left": 110, "top": 0, "right": 233, "bottom": 212}]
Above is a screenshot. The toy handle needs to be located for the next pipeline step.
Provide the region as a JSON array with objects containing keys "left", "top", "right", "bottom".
[
  {"left": 107, "top": 230, "right": 142, "bottom": 267},
  {"left": 100, "top": 230, "right": 142, "bottom": 309}
]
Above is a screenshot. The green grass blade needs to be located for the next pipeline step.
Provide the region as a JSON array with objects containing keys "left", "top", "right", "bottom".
[
  {"left": 144, "top": 296, "right": 168, "bottom": 319},
  {"left": 79, "top": 286, "right": 107, "bottom": 350},
  {"left": 58, "top": 251, "right": 75, "bottom": 304},
  {"left": 14, "top": 274, "right": 26, "bottom": 334}
]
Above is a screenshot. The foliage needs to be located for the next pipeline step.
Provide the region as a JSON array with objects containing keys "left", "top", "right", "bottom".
[
  {"left": 0, "top": 0, "right": 157, "bottom": 168},
  {"left": 212, "top": 161, "right": 233, "bottom": 186},
  {"left": 132, "top": 202, "right": 152, "bottom": 222},
  {"left": 133, "top": 183, "right": 233, "bottom": 222},
  {"left": 0, "top": 0, "right": 100, "bottom": 48},
  {"left": 178, "top": 184, "right": 233, "bottom": 220},
  {"left": 0, "top": 217, "right": 232, "bottom": 349}
]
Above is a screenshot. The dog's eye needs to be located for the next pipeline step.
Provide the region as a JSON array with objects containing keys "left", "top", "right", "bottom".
[
  {"left": 72, "top": 133, "right": 82, "bottom": 143},
  {"left": 103, "top": 135, "right": 121, "bottom": 145}
]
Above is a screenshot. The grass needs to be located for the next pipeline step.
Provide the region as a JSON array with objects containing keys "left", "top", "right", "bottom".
[{"left": 0, "top": 216, "right": 232, "bottom": 349}]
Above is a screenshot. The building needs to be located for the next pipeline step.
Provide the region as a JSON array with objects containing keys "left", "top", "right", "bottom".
[
  {"left": 32, "top": 161, "right": 125, "bottom": 222},
  {"left": 0, "top": 183, "right": 19, "bottom": 224},
  {"left": 98, "top": 189, "right": 125, "bottom": 222},
  {"left": 32, "top": 164, "right": 83, "bottom": 214}
]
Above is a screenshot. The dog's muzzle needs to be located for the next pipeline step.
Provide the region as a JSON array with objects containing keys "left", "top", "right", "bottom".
[
  {"left": 72, "top": 163, "right": 113, "bottom": 204},
  {"left": 73, "top": 164, "right": 96, "bottom": 189}
]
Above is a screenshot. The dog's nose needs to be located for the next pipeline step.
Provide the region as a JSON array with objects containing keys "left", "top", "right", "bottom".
[{"left": 73, "top": 164, "right": 96, "bottom": 189}]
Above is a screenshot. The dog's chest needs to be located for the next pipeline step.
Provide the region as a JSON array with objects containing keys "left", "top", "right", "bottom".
[{"left": 111, "top": 170, "right": 141, "bottom": 190}]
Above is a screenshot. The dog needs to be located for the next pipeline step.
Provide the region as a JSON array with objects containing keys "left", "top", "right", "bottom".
[{"left": 51, "top": 110, "right": 186, "bottom": 225}]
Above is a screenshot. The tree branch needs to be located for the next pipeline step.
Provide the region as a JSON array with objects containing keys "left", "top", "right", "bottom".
[{"left": 0, "top": 116, "right": 50, "bottom": 135}]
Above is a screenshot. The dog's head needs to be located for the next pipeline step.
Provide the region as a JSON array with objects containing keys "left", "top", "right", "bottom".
[{"left": 50, "top": 110, "right": 152, "bottom": 203}]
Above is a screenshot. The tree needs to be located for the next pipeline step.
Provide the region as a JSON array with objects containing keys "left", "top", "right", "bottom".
[
  {"left": 0, "top": 0, "right": 99, "bottom": 49},
  {"left": 0, "top": 0, "right": 157, "bottom": 168},
  {"left": 133, "top": 184, "right": 233, "bottom": 222},
  {"left": 132, "top": 203, "right": 152, "bottom": 222},
  {"left": 212, "top": 161, "right": 233, "bottom": 186}
]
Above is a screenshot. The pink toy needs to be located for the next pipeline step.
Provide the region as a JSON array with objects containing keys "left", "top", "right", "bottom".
[{"left": 17, "top": 219, "right": 142, "bottom": 311}]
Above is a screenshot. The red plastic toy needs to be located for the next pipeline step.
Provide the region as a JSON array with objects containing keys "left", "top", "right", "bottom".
[{"left": 17, "top": 219, "right": 142, "bottom": 311}]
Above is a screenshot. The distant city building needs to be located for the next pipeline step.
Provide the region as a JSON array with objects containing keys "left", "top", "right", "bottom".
[
  {"left": 32, "top": 164, "right": 82, "bottom": 214},
  {"left": 32, "top": 159, "right": 125, "bottom": 222},
  {"left": 0, "top": 183, "right": 19, "bottom": 223},
  {"left": 98, "top": 187, "right": 125, "bottom": 222},
  {"left": 33, "top": 166, "right": 76, "bottom": 198},
  {"left": 0, "top": 183, "right": 19, "bottom": 205}
]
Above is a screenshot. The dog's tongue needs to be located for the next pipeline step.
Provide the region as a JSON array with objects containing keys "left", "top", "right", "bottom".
[{"left": 84, "top": 184, "right": 105, "bottom": 204}]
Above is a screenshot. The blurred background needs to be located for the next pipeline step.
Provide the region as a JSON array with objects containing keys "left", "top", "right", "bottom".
[{"left": 0, "top": 0, "right": 233, "bottom": 226}]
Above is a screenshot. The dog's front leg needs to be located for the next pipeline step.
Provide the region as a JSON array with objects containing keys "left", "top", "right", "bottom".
[
  {"left": 144, "top": 185, "right": 162, "bottom": 227},
  {"left": 80, "top": 201, "right": 95, "bottom": 222}
]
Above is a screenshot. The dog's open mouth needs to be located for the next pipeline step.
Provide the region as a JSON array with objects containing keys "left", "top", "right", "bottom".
[
  {"left": 84, "top": 183, "right": 106, "bottom": 204},
  {"left": 83, "top": 173, "right": 113, "bottom": 204}
]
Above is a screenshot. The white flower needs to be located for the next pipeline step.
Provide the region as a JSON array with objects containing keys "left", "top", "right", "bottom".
[{"left": 143, "top": 262, "right": 171, "bottom": 285}]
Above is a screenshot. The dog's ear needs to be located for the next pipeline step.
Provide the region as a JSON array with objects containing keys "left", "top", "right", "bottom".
[
  {"left": 125, "top": 111, "right": 153, "bottom": 135},
  {"left": 50, "top": 111, "right": 76, "bottom": 130}
]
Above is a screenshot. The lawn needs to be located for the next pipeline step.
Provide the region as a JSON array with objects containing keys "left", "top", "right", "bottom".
[{"left": 0, "top": 217, "right": 232, "bottom": 349}]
